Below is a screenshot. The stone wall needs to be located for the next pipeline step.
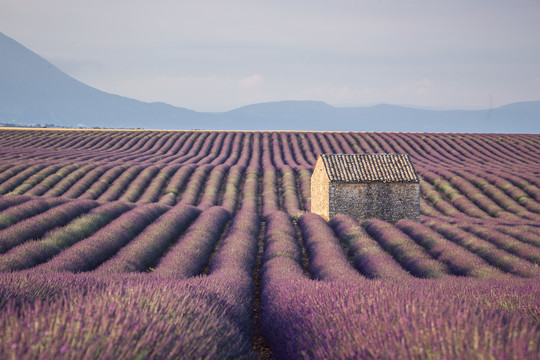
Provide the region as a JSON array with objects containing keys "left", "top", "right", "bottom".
[
  {"left": 329, "top": 182, "right": 420, "bottom": 223},
  {"left": 310, "top": 160, "right": 330, "bottom": 220}
]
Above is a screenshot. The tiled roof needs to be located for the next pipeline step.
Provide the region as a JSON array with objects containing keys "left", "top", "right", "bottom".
[{"left": 320, "top": 154, "right": 419, "bottom": 183}]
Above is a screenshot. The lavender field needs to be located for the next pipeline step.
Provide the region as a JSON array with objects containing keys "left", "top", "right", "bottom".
[{"left": 0, "top": 128, "right": 539, "bottom": 359}]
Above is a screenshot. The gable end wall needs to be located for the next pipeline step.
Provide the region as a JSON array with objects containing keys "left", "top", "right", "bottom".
[{"left": 311, "top": 159, "right": 330, "bottom": 220}]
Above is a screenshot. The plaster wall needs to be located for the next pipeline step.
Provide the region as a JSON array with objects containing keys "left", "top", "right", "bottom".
[{"left": 310, "top": 160, "right": 330, "bottom": 220}]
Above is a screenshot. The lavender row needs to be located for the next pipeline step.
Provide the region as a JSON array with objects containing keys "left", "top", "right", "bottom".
[
  {"left": 36, "top": 203, "right": 167, "bottom": 273},
  {"left": 117, "top": 165, "right": 161, "bottom": 202},
  {"left": 426, "top": 220, "right": 540, "bottom": 278},
  {"left": 421, "top": 170, "right": 490, "bottom": 218},
  {"left": 158, "top": 164, "right": 196, "bottom": 205},
  {"left": 135, "top": 164, "right": 181, "bottom": 203},
  {"left": 96, "top": 165, "right": 145, "bottom": 201},
  {"left": 153, "top": 206, "right": 231, "bottom": 277},
  {"left": 239, "top": 167, "right": 260, "bottom": 213},
  {"left": 209, "top": 209, "right": 260, "bottom": 275},
  {"left": 260, "top": 164, "right": 306, "bottom": 216},
  {"left": 258, "top": 213, "right": 540, "bottom": 358},
  {"left": 261, "top": 166, "right": 280, "bottom": 215},
  {"left": 459, "top": 223, "right": 540, "bottom": 265},
  {"left": 205, "top": 209, "right": 262, "bottom": 345},
  {"left": 457, "top": 169, "right": 540, "bottom": 217},
  {"left": 0, "top": 133, "right": 537, "bottom": 221},
  {"left": 78, "top": 165, "right": 128, "bottom": 199},
  {"left": 279, "top": 166, "right": 303, "bottom": 216},
  {"left": 0, "top": 130, "right": 537, "bottom": 171},
  {"left": 0, "top": 272, "right": 256, "bottom": 359},
  {"left": 0, "top": 164, "right": 47, "bottom": 194},
  {"left": 182, "top": 132, "right": 219, "bottom": 164},
  {"left": 220, "top": 165, "right": 244, "bottom": 213},
  {"left": 0, "top": 197, "right": 66, "bottom": 231},
  {"left": 96, "top": 205, "right": 200, "bottom": 273},
  {"left": 475, "top": 169, "right": 540, "bottom": 214},
  {"left": 364, "top": 219, "right": 450, "bottom": 278},
  {"left": 8, "top": 164, "right": 68, "bottom": 195},
  {"left": 0, "top": 199, "right": 98, "bottom": 254},
  {"left": 0, "top": 164, "right": 27, "bottom": 185},
  {"left": 298, "top": 212, "right": 362, "bottom": 281},
  {"left": 396, "top": 219, "right": 507, "bottom": 278},
  {"left": 0, "top": 195, "right": 31, "bottom": 212},
  {"left": 0, "top": 202, "right": 132, "bottom": 272},
  {"left": 21, "top": 164, "right": 80, "bottom": 196},
  {"left": 41, "top": 164, "right": 96, "bottom": 197},
  {"left": 435, "top": 169, "right": 534, "bottom": 220},
  {"left": 419, "top": 178, "right": 463, "bottom": 217},
  {"left": 497, "top": 225, "right": 540, "bottom": 248},
  {"left": 330, "top": 214, "right": 412, "bottom": 279},
  {"left": 261, "top": 211, "right": 306, "bottom": 282},
  {"left": 176, "top": 164, "right": 212, "bottom": 206},
  {"left": 60, "top": 164, "right": 113, "bottom": 198},
  {"left": 261, "top": 276, "right": 540, "bottom": 359},
  {"left": 196, "top": 164, "right": 229, "bottom": 210}
]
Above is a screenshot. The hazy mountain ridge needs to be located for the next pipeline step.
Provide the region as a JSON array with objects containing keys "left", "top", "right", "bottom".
[
  {"left": 1, "top": 32, "right": 538, "bottom": 133},
  {"left": 0, "top": 32, "right": 202, "bottom": 129}
]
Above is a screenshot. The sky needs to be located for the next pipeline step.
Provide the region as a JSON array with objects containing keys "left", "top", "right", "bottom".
[{"left": 1, "top": 0, "right": 540, "bottom": 112}]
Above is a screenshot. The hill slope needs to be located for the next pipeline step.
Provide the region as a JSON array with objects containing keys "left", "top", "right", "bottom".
[{"left": 0, "top": 32, "right": 202, "bottom": 129}]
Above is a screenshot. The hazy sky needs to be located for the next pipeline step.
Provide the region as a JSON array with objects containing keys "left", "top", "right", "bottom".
[{"left": 2, "top": 0, "right": 539, "bottom": 112}]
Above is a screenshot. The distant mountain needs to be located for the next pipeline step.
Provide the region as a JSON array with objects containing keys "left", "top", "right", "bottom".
[
  {"left": 203, "top": 100, "right": 540, "bottom": 133},
  {"left": 1, "top": 32, "right": 539, "bottom": 133},
  {"left": 0, "top": 32, "right": 202, "bottom": 129}
]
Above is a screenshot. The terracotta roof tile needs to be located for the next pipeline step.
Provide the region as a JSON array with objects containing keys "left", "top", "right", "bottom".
[{"left": 320, "top": 154, "right": 419, "bottom": 183}]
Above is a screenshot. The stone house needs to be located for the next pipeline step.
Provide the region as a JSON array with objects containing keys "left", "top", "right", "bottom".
[{"left": 311, "top": 154, "right": 420, "bottom": 223}]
